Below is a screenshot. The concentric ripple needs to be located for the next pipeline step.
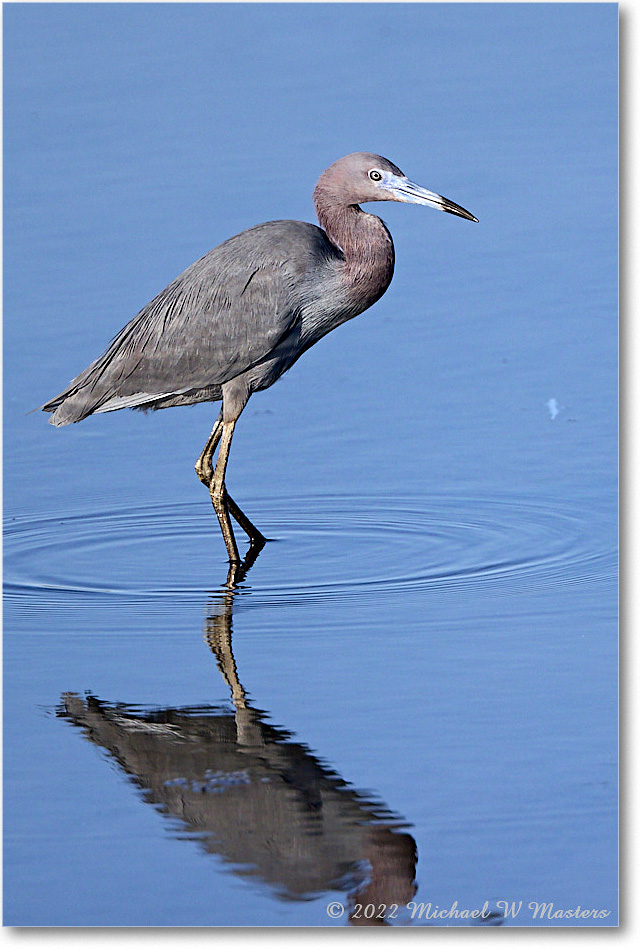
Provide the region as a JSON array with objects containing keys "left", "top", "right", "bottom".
[{"left": 4, "top": 493, "right": 616, "bottom": 614}]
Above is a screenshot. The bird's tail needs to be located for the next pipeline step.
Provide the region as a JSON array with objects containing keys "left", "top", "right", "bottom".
[
  {"left": 40, "top": 352, "right": 113, "bottom": 426},
  {"left": 41, "top": 391, "right": 95, "bottom": 426}
]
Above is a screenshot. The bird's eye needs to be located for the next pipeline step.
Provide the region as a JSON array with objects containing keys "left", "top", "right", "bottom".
[{"left": 369, "top": 169, "right": 383, "bottom": 182}]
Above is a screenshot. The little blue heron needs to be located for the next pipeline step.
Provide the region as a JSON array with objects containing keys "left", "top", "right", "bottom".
[{"left": 43, "top": 152, "right": 477, "bottom": 564}]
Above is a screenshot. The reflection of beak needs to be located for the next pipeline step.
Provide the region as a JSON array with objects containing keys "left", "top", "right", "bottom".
[{"left": 380, "top": 173, "right": 479, "bottom": 222}]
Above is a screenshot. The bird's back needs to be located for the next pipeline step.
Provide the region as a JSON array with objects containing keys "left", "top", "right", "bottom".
[{"left": 43, "top": 220, "right": 343, "bottom": 425}]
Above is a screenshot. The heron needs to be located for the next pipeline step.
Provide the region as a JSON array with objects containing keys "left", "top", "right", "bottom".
[{"left": 43, "top": 152, "right": 477, "bottom": 565}]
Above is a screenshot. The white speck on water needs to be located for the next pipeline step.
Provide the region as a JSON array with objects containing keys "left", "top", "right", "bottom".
[{"left": 548, "top": 398, "right": 560, "bottom": 420}]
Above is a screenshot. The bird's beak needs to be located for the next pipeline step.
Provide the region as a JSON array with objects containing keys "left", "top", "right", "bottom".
[{"left": 380, "top": 173, "right": 478, "bottom": 222}]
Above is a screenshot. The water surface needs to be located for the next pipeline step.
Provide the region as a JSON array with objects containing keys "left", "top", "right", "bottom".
[{"left": 4, "top": 2, "right": 617, "bottom": 927}]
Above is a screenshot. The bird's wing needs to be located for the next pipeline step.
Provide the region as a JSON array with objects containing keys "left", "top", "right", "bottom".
[{"left": 43, "top": 223, "right": 316, "bottom": 424}]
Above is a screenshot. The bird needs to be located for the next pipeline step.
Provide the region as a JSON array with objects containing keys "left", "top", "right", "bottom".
[{"left": 43, "top": 152, "right": 477, "bottom": 565}]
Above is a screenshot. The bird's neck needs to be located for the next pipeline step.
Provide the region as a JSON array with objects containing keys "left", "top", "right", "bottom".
[{"left": 314, "top": 194, "right": 395, "bottom": 313}]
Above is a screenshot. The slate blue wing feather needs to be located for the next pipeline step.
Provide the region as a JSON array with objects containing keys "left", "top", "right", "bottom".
[{"left": 43, "top": 221, "right": 319, "bottom": 426}]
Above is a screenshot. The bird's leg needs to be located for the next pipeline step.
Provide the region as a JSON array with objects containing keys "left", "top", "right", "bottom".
[
  {"left": 199, "top": 413, "right": 267, "bottom": 560},
  {"left": 209, "top": 420, "right": 241, "bottom": 563},
  {"left": 227, "top": 497, "right": 267, "bottom": 550},
  {"left": 195, "top": 413, "right": 224, "bottom": 486}
]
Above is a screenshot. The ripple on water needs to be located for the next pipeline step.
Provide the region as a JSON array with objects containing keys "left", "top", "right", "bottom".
[{"left": 3, "top": 493, "right": 616, "bottom": 619}]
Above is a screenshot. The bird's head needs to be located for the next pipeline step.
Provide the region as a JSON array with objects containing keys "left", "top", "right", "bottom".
[{"left": 315, "top": 152, "right": 478, "bottom": 222}]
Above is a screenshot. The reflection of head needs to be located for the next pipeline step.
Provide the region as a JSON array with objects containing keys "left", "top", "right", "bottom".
[{"left": 348, "top": 828, "right": 418, "bottom": 925}]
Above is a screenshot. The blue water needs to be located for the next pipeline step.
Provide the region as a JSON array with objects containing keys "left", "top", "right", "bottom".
[{"left": 3, "top": 2, "right": 618, "bottom": 927}]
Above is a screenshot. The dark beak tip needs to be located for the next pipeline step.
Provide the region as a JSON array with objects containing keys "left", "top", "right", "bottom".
[{"left": 442, "top": 198, "right": 478, "bottom": 223}]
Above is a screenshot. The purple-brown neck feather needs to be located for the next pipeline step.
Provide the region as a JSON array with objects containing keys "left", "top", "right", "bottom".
[{"left": 313, "top": 163, "right": 395, "bottom": 314}]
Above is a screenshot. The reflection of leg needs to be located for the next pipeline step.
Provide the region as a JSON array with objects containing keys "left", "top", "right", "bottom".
[
  {"left": 204, "top": 593, "right": 246, "bottom": 705},
  {"left": 210, "top": 421, "right": 240, "bottom": 563},
  {"left": 204, "top": 592, "right": 264, "bottom": 746},
  {"left": 224, "top": 538, "right": 265, "bottom": 588},
  {"left": 195, "top": 413, "right": 223, "bottom": 486}
]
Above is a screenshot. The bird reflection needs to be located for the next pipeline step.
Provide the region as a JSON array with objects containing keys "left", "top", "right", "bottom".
[{"left": 57, "top": 550, "right": 417, "bottom": 924}]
